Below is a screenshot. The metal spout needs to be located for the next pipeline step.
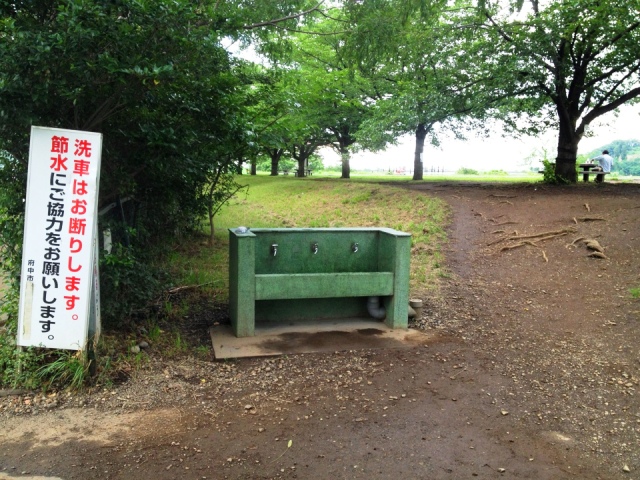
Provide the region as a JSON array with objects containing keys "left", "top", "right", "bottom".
[{"left": 271, "top": 244, "right": 278, "bottom": 256}]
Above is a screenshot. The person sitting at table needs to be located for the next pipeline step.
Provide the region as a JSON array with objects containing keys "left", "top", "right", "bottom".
[{"left": 589, "top": 150, "right": 613, "bottom": 183}]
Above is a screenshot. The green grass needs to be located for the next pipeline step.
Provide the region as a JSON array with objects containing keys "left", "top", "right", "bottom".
[
  {"left": 176, "top": 175, "right": 451, "bottom": 299},
  {"left": 36, "top": 350, "right": 91, "bottom": 390},
  {"left": 318, "top": 171, "right": 540, "bottom": 183},
  {"left": 630, "top": 287, "right": 640, "bottom": 299}
]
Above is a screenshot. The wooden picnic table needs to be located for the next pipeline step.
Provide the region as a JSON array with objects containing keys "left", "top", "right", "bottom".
[{"left": 578, "top": 163, "right": 608, "bottom": 183}]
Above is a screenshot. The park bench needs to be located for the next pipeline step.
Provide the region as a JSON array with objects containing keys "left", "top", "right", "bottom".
[{"left": 577, "top": 170, "right": 609, "bottom": 182}]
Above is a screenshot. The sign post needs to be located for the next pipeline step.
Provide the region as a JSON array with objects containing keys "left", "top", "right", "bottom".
[{"left": 17, "top": 126, "right": 102, "bottom": 350}]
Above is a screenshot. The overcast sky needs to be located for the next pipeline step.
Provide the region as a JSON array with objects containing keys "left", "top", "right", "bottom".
[{"left": 324, "top": 104, "right": 640, "bottom": 172}]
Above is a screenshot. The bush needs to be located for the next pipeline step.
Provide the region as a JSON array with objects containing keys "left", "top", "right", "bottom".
[
  {"left": 100, "top": 242, "right": 164, "bottom": 328},
  {"left": 541, "top": 159, "right": 569, "bottom": 184},
  {"left": 456, "top": 167, "right": 479, "bottom": 175}
]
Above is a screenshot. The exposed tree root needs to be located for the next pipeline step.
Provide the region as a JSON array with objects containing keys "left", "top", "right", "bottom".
[
  {"left": 487, "top": 231, "right": 519, "bottom": 246},
  {"left": 576, "top": 216, "right": 606, "bottom": 222},
  {"left": 584, "top": 203, "right": 591, "bottom": 212},
  {"left": 499, "top": 240, "right": 549, "bottom": 263},
  {"left": 584, "top": 239, "right": 605, "bottom": 253},
  {"left": 588, "top": 251, "right": 607, "bottom": 259},
  {"left": 493, "top": 228, "right": 576, "bottom": 258},
  {"left": 507, "top": 227, "right": 576, "bottom": 241},
  {"left": 500, "top": 240, "right": 539, "bottom": 251},
  {"left": 166, "top": 282, "right": 215, "bottom": 295}
]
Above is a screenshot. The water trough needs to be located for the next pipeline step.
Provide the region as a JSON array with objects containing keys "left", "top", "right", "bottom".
[{"left": 228, "top": 227, "right": 411, "bottom": 338}]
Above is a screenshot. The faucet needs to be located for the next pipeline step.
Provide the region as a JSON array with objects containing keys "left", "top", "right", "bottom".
[
  {"left": 271, "top": 244, "right": 278, "bottom": 257},
  {"left": 311, "top": 242, "right": 318, "bottom": 254},
  {"left": 352, "top": 242, "right": 359, "bottom": 253}
]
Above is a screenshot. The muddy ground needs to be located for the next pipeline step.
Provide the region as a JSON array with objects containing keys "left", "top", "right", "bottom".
[{"left": 1, "top": 181, "right": 639, "bottom": 480}]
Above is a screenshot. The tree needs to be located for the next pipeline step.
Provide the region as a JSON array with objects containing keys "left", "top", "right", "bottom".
[
  {"left": 591, "top": 139, "right": 640, "bottom": 161},
  {"left": 343, "top": 0, "right": 525, "bottom": 180},
  {"left": 0, "top": 1, "right": 244, "bottom": 324},
  {"left": 201, "top": 166, "right": 248, "bottom": 246},
  {"left": 477, "top": 0, "right": 640, "bottom": 181},
  {"left": 287, "top": 14, "right": 373, "bottom": 179}
]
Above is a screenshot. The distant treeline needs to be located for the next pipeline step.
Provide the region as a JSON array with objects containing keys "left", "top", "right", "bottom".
[{"left": 582, "top": 139, "right": 640, "bottom": 176}]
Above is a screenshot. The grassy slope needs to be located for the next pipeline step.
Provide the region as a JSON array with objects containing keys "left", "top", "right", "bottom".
[{"left": 170, "top": 175, "right": 451, "bottom": 302}]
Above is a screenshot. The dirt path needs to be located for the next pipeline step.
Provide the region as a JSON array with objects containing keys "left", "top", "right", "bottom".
[{"left": 1, "top": 182, "right": 639, "bottom": 480}]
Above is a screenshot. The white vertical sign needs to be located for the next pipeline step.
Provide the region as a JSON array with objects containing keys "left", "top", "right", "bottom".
[{"left": 18, "top": 126, "right": 102, "bottom": 350}]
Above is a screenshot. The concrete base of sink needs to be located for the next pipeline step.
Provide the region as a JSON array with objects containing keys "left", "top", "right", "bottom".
[{"left": 209, "top": 319, "right": 433, "bottom": 359}]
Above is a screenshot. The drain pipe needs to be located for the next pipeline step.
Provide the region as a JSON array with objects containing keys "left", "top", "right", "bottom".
[
  {"left": 367, "top": 296, "right": 386, "bottom": 320},
  {"left": 409, "top": 298, "right": 423, "bottom": 319}
]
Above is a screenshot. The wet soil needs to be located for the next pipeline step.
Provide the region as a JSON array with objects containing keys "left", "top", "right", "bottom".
[{"left": 1, "top": 181, "right": 639, "bottom": 480}]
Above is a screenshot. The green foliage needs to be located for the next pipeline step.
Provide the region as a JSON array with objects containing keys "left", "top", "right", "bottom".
[
  {"left": 473, "top": 0, "right": 640, "bottom": 172},
  {"left": 589, "top": 140, "right": 640, "bottom": 162},
  {"left": 215, "top": 175, "right": 450, "bottom": 292},
  {"left": 100, "top": 243, "right": 162, "bottom": 327},
  {"left": 280, "top": 16, "right": 375, "bottom": 178},
  {"left": 541, "top": 159, "right": 569, "bottom": 184},
  {"left": 0, "top": 0, "right": 247, "bottom": 328},
  {"left": 0, "top": 265, "right": 44, "bottom": 388},
  {"left": 457, "top": 167, "right": 480, "bottom": 175},
  {"left": 0, "top": 346, "right": 44, "bottom": 389},
  {"left": 0, "top": 0, "right": 353, "bottom": 389},
  {"left": 614, "top": 159, "right": 640, "bottom": 177},
  {"left": 36, "top": 350, "right": 90, "bottom": 391},
  {"left": 585, "top": 140, "right": 640, "bottom": 176},
  {"left": 307, "top": 154, "right": 324, "bottom": 172},
  {"left": 257, "top": 156, "right": 295, "bottom": 172},
  {"left": 201, "top": 168, "right": 250, "bottom": 244},
  {"left": 630, "top": 287, "right": 640, "bottom": 299},
  {"left": 343, "top": 0, "right": 502, "bottom": 180},
  {"left": 0, "top": 151, "right": 26, "bottom": 292}
]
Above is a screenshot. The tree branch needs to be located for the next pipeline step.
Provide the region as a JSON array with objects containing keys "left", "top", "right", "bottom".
[
  {"left": 577, "top": 86, "right": 640, "bottom": 135},
  {"left": 271, "top": 26, "right": 349, "bottom": 36},
  {"left": 586, "top": 21, "right": 640, "bottom": 63},
  {"left": 584, "top": 59, "right": 640, "bottom": 91},
  {"left": 243, "top": 2, "right": 324, "bottom": 29}
]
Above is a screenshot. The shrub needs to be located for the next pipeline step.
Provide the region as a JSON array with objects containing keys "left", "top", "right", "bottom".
[
  {"left": 456, "top": 167, "right": 479, "bottom": 175},
  {"left": 541, "top": 159, "right": 570, "bottom": 184}
]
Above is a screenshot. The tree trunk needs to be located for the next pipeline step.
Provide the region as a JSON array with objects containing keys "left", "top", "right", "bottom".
[
  {"left": 340, "top": 150, "right": 350, "bottom": 179},
  {"left": 412, "top": 123, "right": 427, "bottom": 180},
  {"left": 297, "top": 157, "right": 306, "bottom": 177},
  {"left": 292, "top": 143, "right": 317, "bottom": 177},
  {"left": 269, "top": 148, "right": 282, "bottom": 176},
  {"left": 250, "top": 159, "right": 257, "bottom": 175},
  {"left": 208, "top": 208, "right": 214, "bottom": 246},
  {"left": 554, "top": 109, "right": 580, "bottom": 182}
]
